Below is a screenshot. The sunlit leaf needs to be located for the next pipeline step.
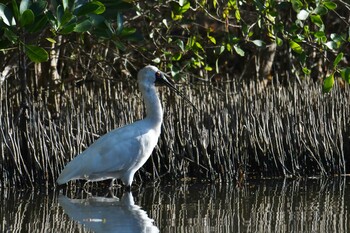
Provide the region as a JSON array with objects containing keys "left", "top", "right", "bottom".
[
  {"left": 234, "top": 45, "right": 245, "bottom": 56},
  {"left": 195, "top": 42, "right": 204, "bottom": 51},
  {"left": 333, "top": 52, "right": 343, "bottom": 68},
  {"left": 276, "top": 37, "right": 283, "bottom": 46},
  {"left": 314, "top": 31, "right": 325, "bottom": 38},
  {"left": 172, "top": 53, "right": 182, "bottom": 61},
  {"left": 179, "top": 1, "right": 190, "bottom": 13},
  {"left": 289, "top": 40, "right": 303, "bottom": 54},
  {"left": 235, "top": 9, "right": 241, "bottom": 21},
  {"left": 179, "top": 0, "right": 187, "bottom": 7},
  {"left": 19, "top": 0, "right": 31, "bottom": 14},
  {"left": 252, "top": 39, "right": 265, "bottom": 47},
  {"left": 204, "top": 65, "right": 213, "bottom": 71},
  {"left": 0, "top": 3, "right": 16, "bottom": 26},
  {"left": 207, "top": 35, "right": 216, "bottom": 44},
  {"left": 25, "top": 44, "right": 48, "bottom": 63},
  {"left": 46, "top": 37, "right": 56, "bottom": 43},
  {"left": 152, "top": 57, "right": 161, "bottom": 63},
  {"left": 92, "top": 1, "right": 105, "bottom": 14},
  {"left": 322, "top": 74, "right": 334, "bottom": 93},
  {"left": 297, "top": 9, "right": 309, "bottom": 20},
  {"left": 325, "top": 41, "right": 337, "bottom": 50},
  {"left": 62, "top": 0, "right": 69, "bottom": 10},
  {"left": 175, "top": 39, "right": 184, "bottom": 52},
  {"left": 310, "top": 14, "right": 323, "bottom": 27},
  {"left": 302, "top": 67, "right": 311, "bottom": 75}
]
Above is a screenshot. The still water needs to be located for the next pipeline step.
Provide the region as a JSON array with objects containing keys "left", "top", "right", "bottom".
[{"left": 1, "top": 178, "right": 349, "bottom": 232}]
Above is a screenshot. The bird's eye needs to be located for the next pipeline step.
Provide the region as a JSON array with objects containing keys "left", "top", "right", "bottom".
[{"left": 155, "top": 71, "right": 161, "bottom": 79}]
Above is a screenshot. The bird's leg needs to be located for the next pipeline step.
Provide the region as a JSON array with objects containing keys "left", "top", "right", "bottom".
[
  {"left": 83, "top": 181, "right": 92, "bottom": 196},
  {"left": 109, "top": 179, "right": 116, "bottom": 188},
  {"left": 109, "top": 179, "right": 122, "bottom": 189}
]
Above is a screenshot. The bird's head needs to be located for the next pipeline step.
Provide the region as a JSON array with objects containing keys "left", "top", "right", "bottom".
[{"left": 138, "top": 65, "right": 197, "bottom": 110}]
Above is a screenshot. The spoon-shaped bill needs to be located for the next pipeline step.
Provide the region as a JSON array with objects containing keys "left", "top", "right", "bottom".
[{"left": 155, "top": 72, "right": 197, "bottom": 111}]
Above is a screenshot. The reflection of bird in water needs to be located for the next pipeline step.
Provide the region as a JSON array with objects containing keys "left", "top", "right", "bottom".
[
  {"left": 57, "top": 65, "right": 194, "bottom": 190},
  {"left": 58, "top": 192, "right": 159, "bottom": 233}
]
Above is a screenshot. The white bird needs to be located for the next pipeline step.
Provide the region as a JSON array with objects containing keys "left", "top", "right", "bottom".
[{"left": 57, "top": 65, "right": 194, "bottom": 190}]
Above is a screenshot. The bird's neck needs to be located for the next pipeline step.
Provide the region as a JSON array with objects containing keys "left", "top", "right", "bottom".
[{"left": 140, "top": 84, "right": 163, "bottom": 124}]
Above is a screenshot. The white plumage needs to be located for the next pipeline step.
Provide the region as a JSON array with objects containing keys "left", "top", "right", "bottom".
[{"left": 57, "top": 65, "right": 193, "bottom": 189}]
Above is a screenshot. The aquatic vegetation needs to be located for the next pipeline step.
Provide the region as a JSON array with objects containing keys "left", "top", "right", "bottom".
[{"left": 1, "top": 78, "right": 349, "bottom": 187}]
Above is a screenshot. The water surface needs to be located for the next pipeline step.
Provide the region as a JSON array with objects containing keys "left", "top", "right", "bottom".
[{"left": 1, "top": 178, "right": 349, "bottom": 232}]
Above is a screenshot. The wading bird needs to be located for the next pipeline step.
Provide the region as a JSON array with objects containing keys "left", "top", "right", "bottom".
[{"left": 57, "top": 65, "right": 194, "bottom": 190}]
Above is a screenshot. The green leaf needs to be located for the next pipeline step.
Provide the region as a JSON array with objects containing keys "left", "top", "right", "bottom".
[
  {"left": 20, "top": 9, "right": 34, "bottom": 26},
  {"left": 74, "top": 19, "right": 92, "bottom": 32},
  {"left": 91, "top": 1, "right": 105, "bottom": 14},
  {"left": 74, "top": 2, "right": 104, "bottom": 16},
  {"left": 251, "top": 39, "right": 265, "bottom": 47},
  {"left": 4, "top": 28, "right": 18, "bottom": 43},
  {"left": 195, "top": 41, "right": 204, "bottom": 51},
  {"left": 25, "top": 44, "right": 48, "bottom": 63},
  {"left": 310, "top": 14, "right": 323, "bottom": 27},
  {"left": 60, "top": 22, "right": 76, "bottom": 34},
  {"left": 323, "top": 1, "right": 337, "bottom": 10},
  {"left": 333, "top": 53, "right": 343, "bottom": 68},
  {"left": 289, "top": 40, "right": 303, "bottom": 54},
  {"left": 207, "top": 35, "right": 216, "bottom": 44},
  {"left": 179, "top": 1, "right": 190, "bottom": 14},
  {"left": 204, "top": 65, "right": 213, "bottom": 71},
  {"left": 276, "top": 37, "right": 283, "bottom": 46},
  {"left": 235, "top": 9, "right": 241, "bottom": 21},
  {"left": 313, "top": 6, "right": 328, "bottom": 15},
  {"left": 175, "top": 39, "right": 184, "bottom": 52},
  {"left": 11, "top": 0, "right": 20, "bottom": 21},
  {"left": 323, "top": 74, "right": 334, "bottom": 93},
  {"left": 60, "top": 9, "right": 73, "bottom": 27},
  {"left": 340, "top": 68, "right": 350, "bottom": 84},
  {"left": 291, "top": 0, "right": 303, "bottom": 12},
  {"left": 28, "top": 14, "right": 48, "bottom": 32},
  {"left": 234, "top": 45, "right": 245, "bottom": 56},
  {"left": 119, "top": 27, "right": 136, "bottom": 37},
  {"left": 46, "top": 37, "right": 56, "bottom": 43},
  {"left": 172, "top": 53, "right": 182, "bottom": 61},
  {"left": 302, "top": 67, "right": 311, "bottom": 75},
  {"left": 30, "top": 1, "right": 47, "bottom": 15},
  {"left": 314, "top": 31, "right": 325, "bottom": 38}
]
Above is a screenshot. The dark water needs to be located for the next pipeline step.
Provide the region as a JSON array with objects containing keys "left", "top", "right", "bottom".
[{"left": 1, "top": 178, "right": 349, "bottom": 232}]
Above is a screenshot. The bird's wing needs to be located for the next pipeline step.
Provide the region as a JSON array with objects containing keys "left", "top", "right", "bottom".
[{"left": 57, "top": 121, "right": 150, "bottom": 182}]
